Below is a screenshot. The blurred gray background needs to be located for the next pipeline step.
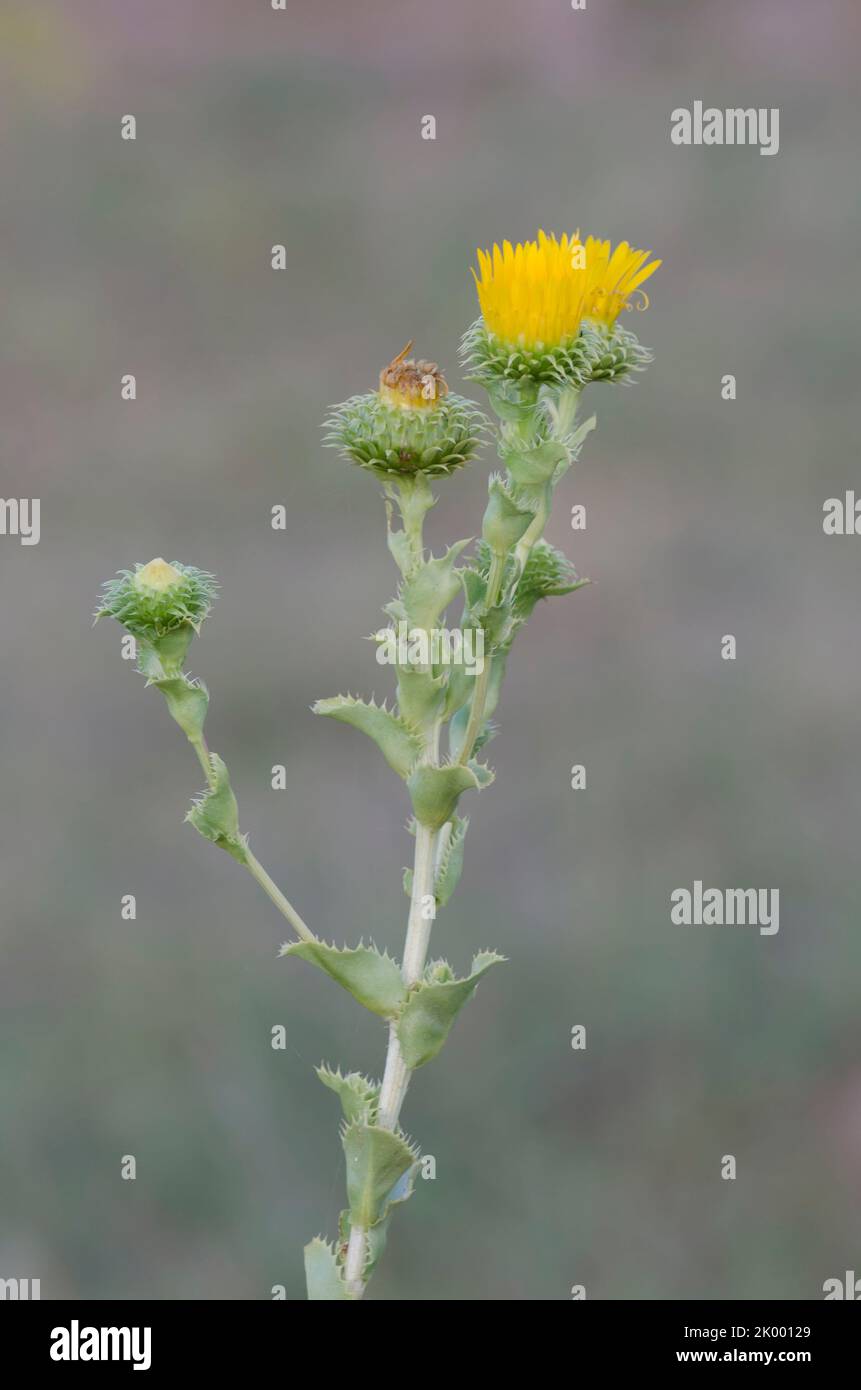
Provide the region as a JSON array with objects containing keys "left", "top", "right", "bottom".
[{"left": 1, "top": 0, "right": 859, "bottom": 1300}]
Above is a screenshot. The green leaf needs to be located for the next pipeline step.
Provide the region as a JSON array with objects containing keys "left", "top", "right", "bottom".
[
  {"left": 407, "top": 761, "right": 483, "bottom": 830},
  {"left": 313, "top": 695, "right": 423, "bottom": 779},
  {"left": 316, "top": 1065, "right": 379, "bottom": 1124},
  {"left": 154, "top": 674, "right": 209, "bottom": 742},
  {"left": 281, "top": 939, "right": 406, "bottom": 1018},
  {"left": 383, "top": 498, "right": 415, "bottom": 578},
  {"left": 439, "top": 658, "right": 475, "bottom": 723},
  {"left": 396, "top": 665, "right": 446, "bottom": 727},
  {"left": 556, "top": 412, "right": 597, "bottom": 477},
  {"left": 138, "top": 625, "right": 195, "bottom": 679},
  {"left": 337, "top": 1164, "right": 413, "bottom": 1278},
  {"left": 396, "top": 951, "right": 506, "bottom": 1068},
  {"left": 337, "top": 1208, "right": 391, "bottom": 1279},
  {"left": 484, "top": 378, "right": 540, "bottom": 422},
  {"left": 434, "top": 816, "right": 468, "bottom": 907},
  {"left": 400, "top": 540, "right": 471, "bottom": 631},
  {"left": 403, "top": 816, "right": 468, "bottom": 906},
  {"left": 185, "top": 754, "right": 248, "bottom": 864},
  {"left": 342, "top": 1123, "right": 418, "bottom": 1229},
  {"left": 304, "top": 1237, "right": 352, "bottom": 1301},
  {"left": 506, "top": 441, "right": 568, "bottom": 488},
  {"left": 482, "top": 477, "right": 535, "bottom": 555},
  {"left": 460, "top": 566, "right": 488, "bottom": 613}
]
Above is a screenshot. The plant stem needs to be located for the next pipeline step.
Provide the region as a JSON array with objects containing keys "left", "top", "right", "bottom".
[
  {"left": 344, "top": 1223, "right": 368, "bottom": 1297},
  {"left": 347, "top": 713, "right": 441, "bottom": 1298},
  {"left": 244, "top": 849, "right": 317, "bottom": 945},
  {"left": 190, "top": 734, "right": 216, "bottom": 787},
  {"left": 189, "top": 731, "right": 316, "bottom": 947}
]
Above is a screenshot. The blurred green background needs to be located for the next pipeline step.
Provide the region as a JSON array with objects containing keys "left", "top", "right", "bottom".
[{"left": 1, "top": 0, "right": 860, "bottom": 1300}]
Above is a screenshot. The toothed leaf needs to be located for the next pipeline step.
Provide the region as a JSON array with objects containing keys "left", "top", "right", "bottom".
[
  {"left": 313, "top": 695, "right": 423, "bottom": 779},
  {"left": 396, "top": 665, "right": 446, "bottom": 727},
  {"left": 337, "top": 1208, "right": 391, "bottom": 1277},
  {"left": 316, "top": 1065, "right": 379, "bottom": 1125},
  {"left": 482, "top": 477, "right": 535, "bottom": 555},
  {"left": 407, "top": 762, "right": 483, "bottom": 831},
  {"left": 434, "top": 816, "right": 468, "bottom": 907},
  {"left": 552, "top": 413, "right": 597, "bottom": 482},
  {"left": 138, "top": 626, "right": 195, "bottom": 679},
  {"left": 396, "top": 951, "right": 506, "bottom": 1068},
  {"left": 401, "top": 540, "right": 471, "bottom": 631},
  {"left": 185, "top": 754, "right": 248, "bottom": 863},
  {"left": 282, "top": 939, "right": 406, "bottom": 1018},
  {"left": 342, "top": 1123, "right": 417, "bottom": 1229},
  {"left": 304, "top": 1237, "right": 352, "bottom": 1301},
  {"left": 506, "top": 441, "right": 568, "bottom": 488},
  {"left": 460, "top": 567, "right": 488, "bottom": 613},
  {"left": 154, "top": 674, "right": 209, "bottom": 742}
]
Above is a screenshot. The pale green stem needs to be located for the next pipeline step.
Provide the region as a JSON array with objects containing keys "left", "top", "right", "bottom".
[
  {"left": 190, "top": 734, "right": 216, "bottom": 788},
  {"left": 348, "top": 720, "right": 441, "bottom": 1298},
  {"left": 244, "top": 848, "right": 316, "bottom": 945},
  {"left": 512, "top": 491, "right": 549, "bottom": 575},
  {"left": 189, "top": 731, "right": 315, "bottom": 947}
]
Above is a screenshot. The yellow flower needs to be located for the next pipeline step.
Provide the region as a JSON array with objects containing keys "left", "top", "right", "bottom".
[
  {"left": 473, "top": 230, "right": 660, "bottom": 349},
  {"left": 582, "top": 237, "right": 661, "bottom": 327}
]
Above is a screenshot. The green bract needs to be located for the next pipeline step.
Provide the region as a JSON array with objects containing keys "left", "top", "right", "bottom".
[
  {"left": 475, "top": 538, "right": 588, "bottom": 626},
  {"left": 324, "top": 391, "right": 487, "bottom": 479},
  {"left": 95, "top": 558, "right": 217, "bottom": 641},
  {"left": 461, "top": 316, "right": 652, "bottom": 389}
]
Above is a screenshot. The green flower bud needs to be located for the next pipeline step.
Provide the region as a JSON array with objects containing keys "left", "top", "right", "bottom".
[
  {"left": 510, "top": 539, "right": 588, "bottom": 620},
  {"left": 324, "top": 343, "right": 487, "bottom": 480},
  {"left": 95, "top": 558, "right": 217, "bottom": 675}
]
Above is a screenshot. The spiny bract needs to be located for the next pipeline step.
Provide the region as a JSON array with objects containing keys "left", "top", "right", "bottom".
[{"left": 95, "top": 558, "right": 217, "bottom": 639}]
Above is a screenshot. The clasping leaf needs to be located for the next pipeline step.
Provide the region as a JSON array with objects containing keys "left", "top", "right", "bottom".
[
  {"left": 186, "top": 754, "right": 248, "bottom": 863},
  {"left": 342, "top": 1123, "right": 418, "bottom": 1229},
  {"left": 396, "top": 951, "right": 506, "bottom": 1068},
  {"left": 281, "top": 939, "right": 406, "bottom": 1018},
  {"left": 304, "top": 1237, "right": 352, "bottom": 1301},
  {"left": 313, "top": 694, "right": 423, "bottom": 779}
]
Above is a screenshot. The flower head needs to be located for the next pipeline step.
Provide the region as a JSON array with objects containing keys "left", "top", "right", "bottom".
[
  {"left": 464, "top": 229, "right": 660, "bottom": 388},
  {"left": 325, "top": 344, "right": 486, "bottom": 480},
  {"left": 95, "top": 559, "right": 217, "bottom": 640}
]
